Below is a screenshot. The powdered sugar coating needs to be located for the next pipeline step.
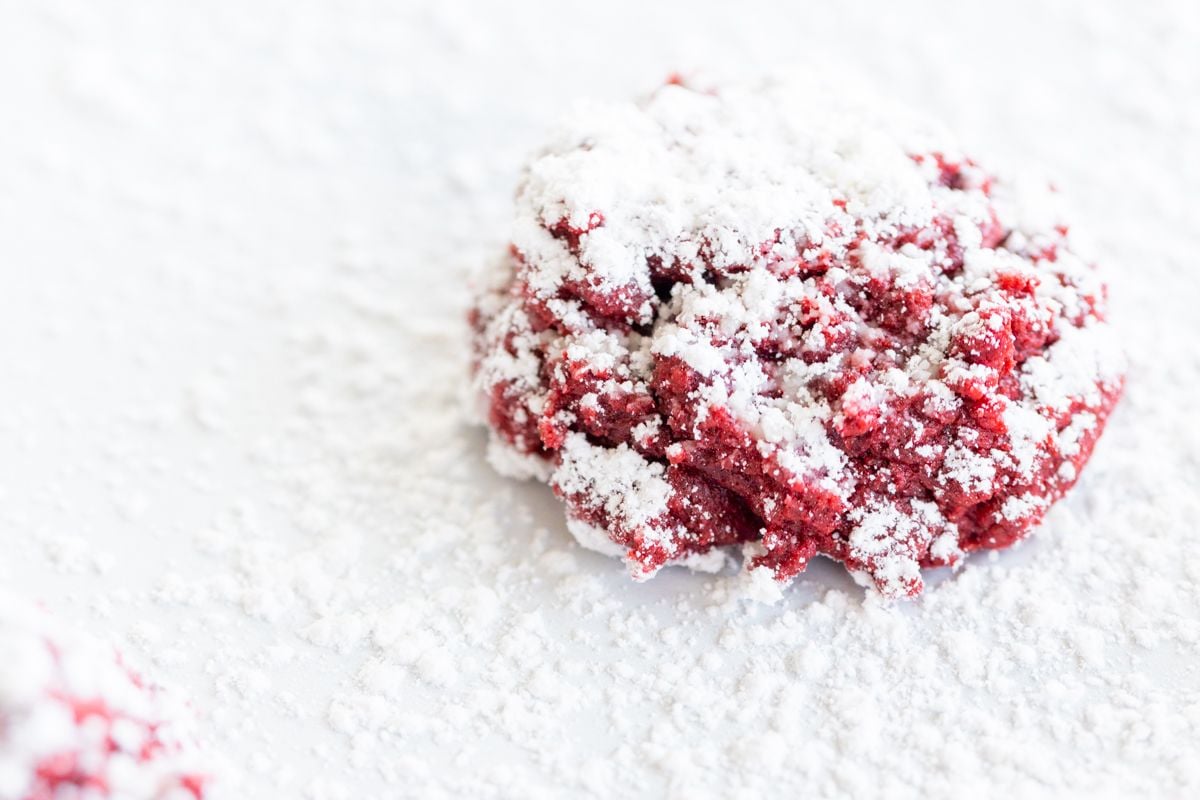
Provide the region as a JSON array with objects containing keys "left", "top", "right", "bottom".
[
  {"left": 0, "top": 596, "right": 206, "bottom": 800},
  {"left": 473, "top": 77, "right": 1123, "bottom": 597}
]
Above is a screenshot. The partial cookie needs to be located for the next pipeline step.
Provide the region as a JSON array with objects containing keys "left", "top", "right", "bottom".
[{"left": 0, "top": 596, "right": 207, "bottom": 799}]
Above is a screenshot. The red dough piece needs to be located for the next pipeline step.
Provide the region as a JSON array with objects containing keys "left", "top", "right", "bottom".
[{"left": 471, "top": 78, "right": 1124, "bottom": 598}]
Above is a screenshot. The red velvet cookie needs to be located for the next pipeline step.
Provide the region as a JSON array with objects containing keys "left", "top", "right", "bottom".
[
  {"left": 0, "top": 598, "right": 206, "bottom": 799},
  {"left": 471, "top": 78, "right": 1123, "bottom": 598}
]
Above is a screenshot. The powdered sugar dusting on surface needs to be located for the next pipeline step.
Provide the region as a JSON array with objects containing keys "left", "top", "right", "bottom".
[{"left": 1, "top": 1, "right": 1199, "bottom": 798}]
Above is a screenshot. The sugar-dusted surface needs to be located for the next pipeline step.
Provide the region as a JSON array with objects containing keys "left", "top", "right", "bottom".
[{"left": 1, "top": 1, "right": 1198, "bottom": 799}]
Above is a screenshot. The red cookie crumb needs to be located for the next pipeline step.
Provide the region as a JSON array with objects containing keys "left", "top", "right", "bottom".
[{"left": 470, "top": 78, "right": 1124, "bottom": 598}]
